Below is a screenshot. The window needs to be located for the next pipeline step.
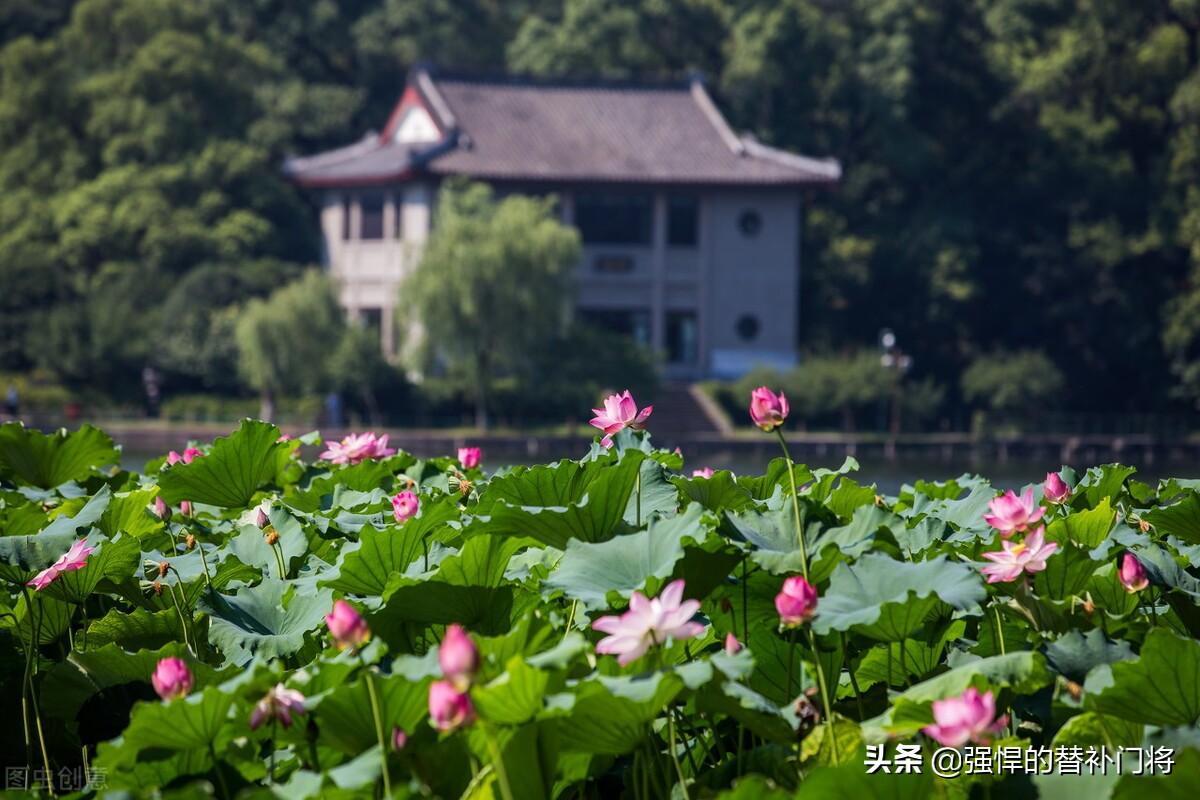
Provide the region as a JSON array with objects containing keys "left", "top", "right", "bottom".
[
  {"left": 393, "top": 192, "right": 404, "bottom": 239},
  {"left": 360, "top": 193, "right": 385, "bottom": 240},
  {"left": 593, "top": 255, "right": 635, "bottom": 274},
  {"left": 667, "top": 195, "right": 698, "bottom": 247},
  {"left": 738, "top": 209, "right": 762, "bottom": 238},
  {"left": 575, "top": 193, "right": 652, "bottom": 245},
  {"left": 666, "top": 310, "right": 698, "bottom": 365},
  {"left": 736, "top": 314, "right": 760, "bottom": 342},
  {"left": 579, "top": 308, "right": 651, "bottom": 346},
  {"left": 341, "top": 197, "right": 351, "bottom": 240}
]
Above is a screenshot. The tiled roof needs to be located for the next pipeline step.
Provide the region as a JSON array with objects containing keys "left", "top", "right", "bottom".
[{"left": 285, "top": 69, "right": 840, "bottom": 188}]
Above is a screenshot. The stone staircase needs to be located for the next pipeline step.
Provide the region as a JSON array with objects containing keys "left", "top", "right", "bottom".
[{"left": 648, "top": 382, "right": 731, "bottom": 446}]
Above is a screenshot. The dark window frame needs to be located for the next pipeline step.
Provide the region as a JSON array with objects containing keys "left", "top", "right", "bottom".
[
  {"left": 574, "top": 192, "right": 653, "bottom": 246},
  {"left": 360, "top": 192, "right": 385, "bottom": 240},
  {"left": 667, "top": 195, "right": 699, "bottom": 247}
]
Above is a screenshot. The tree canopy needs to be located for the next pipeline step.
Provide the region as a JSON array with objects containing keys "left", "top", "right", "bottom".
[
  {"left": 402, "top": 179, "right": 581, "bottom": 428},
  {"left": 1, "top": 0, "right": 1199, "bottom": 418}
]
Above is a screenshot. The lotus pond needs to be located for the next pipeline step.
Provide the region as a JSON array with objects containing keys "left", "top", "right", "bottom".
[{"left": 2, "top": 417, "right": 1200, "bottom": 798}]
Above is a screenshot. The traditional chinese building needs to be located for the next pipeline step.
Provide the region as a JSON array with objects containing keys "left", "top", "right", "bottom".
[{"left": 284, "top": 66, "right": 839, "bottom": 379}]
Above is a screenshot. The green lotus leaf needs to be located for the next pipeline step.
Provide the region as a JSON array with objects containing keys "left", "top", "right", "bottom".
[
  {"left": 42, "top": 533, "right": 141, "bottom": 603},
  {"left": 0, "top": 484, "right": 111, "bottom": 584},
  {"left": 552, "top": 671, "right": 686, "bottom": 754},
  {"left": 1043, "top": 629, "right": 1134, "bottom": 683},
  {"left": 97, "top": 486, "right": 162, "bottom": 539},
  {"left": 675, "top": 470, "right": 756, "bottom": 514},
  {"left": 811, "top": 554, "right": 986, "bottom": 640},
  {"left": 94, "top": 686, "right": 234, "bottom": 769},
  {"left": 472, "top": 656, "right": 553, "bottom": 725},
  {"left": 1144, "top": 490, "right": 1200, "bottom": 546},
  {"left": 372, "top": 535, "right": 525, "bottom": 636},
  {"left": 1086, "top": 629, "right": 1200, "bottom": 726},
  {"left": 314, "top": 672, "right": 431, "bottom": 754},
  {"left": 1053, "top": 497, "right": 1116, "bottom": 548},
  {"left": 1052, "top": 711, "right": 1142, "bottom": 748},
  {"left": 321, "top": 498, "right": 460, "bottom": 596},
  {"left": 199, "top": 578, "right": 333, "bottom": 665},
  {"left": 85, "top": 607, "right": 187, "bottom": 651},
  {"left": 542, "top": 504, "right": 708, "bottom": 609},
  {"left": 1076, "top": 464, "right": 1137, "bottom": 508},
  {"left": 792, "top": 753, "right": 934, "bottom": 798},
  {"left": 623, "top": 457, "right": 680, "bottom": 524},
  {"left": 40, "top": 643, "right": 228, "bottom": 726},
  {"left": 467, "top": 452, "right": 644, "bottom": 548},
  {"left": 0, "top": 422, "right": 120, "bottom": 489},
  {"left": 1111, "top": 748, "right": 1200, "bottom": 798},
  {"left": 158, "top": 419, "right": 287, "bottom": 507},
  {"left": 1033, "top": 539, "right": 1099, "bottom": 600}
]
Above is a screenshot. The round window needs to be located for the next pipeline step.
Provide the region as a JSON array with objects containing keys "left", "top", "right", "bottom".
[
  {"left": 736, "top": 315, "right": 760, "bottom": 342},
  {"left": 738, "top": 210, "right": 762, "bottom": 237}
]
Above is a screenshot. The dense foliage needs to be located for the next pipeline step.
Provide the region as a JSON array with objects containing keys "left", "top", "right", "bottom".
[
  {"left": 2, "top": 0, "right": 1199, "bottom": 416},
  {"left": 3, "top": 417, "right": 1200, "bottom": 796}
]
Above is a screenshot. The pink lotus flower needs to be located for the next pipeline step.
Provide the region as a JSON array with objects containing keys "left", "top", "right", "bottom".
[
  {"left": 26, "top": 539, "right": 96, "bottom": 591},
  {"left": 922, "top": 688, "right": 1008, "bottom": 747},
  {"left": 775, "top": 576, "right": 818, "bottom": 627},
  {"left": 749, "top": 387, "right": 789, "bottom": 432},
  {"left": 392, "top": 726, "right": 408, "bottom": 751},
  {"left": 429, "top": 680, "right": 475, "bottom": 731},
  {"left": 980, "top": 527, "right": 1059, "bottom": 583},
  {"left": 589, "top": 390, "right": 653, "bottom": 448},
  {"left": 1043, "top": 472, "right": 1070, "bottom": 504},
  {"left": 724, "top": 633, "right": 742, "bottom": 655},
  {"left": 166, "top": 447, "right": 203, "bottom": 466},
  {"left": 179, "top": 500, "right": 193, "bottom": 518},
  {"left": 153, "top": 496, "right": 170, "bottom": 522},
  {"left": 249, "top": 683, "right": 307, "bottom": 730},
  {"left": 592, "top": 579, "right": 705, "bottom": 666},
  {"left": 692, "top": 468, "right": 715, "bottom": 479},
  {"left": 325, "top": 600, "right": 371, "bottom": 650},
  {"left": 319, "top": 432, "right": 396, "bottom": 465},
  {"left": 458, "top": 447, "right": 482, "bottom": 469},
  {"left": 983, "top": 487, "right": 1046, "bottom": 537},
  {"left": 151, "top": 657, "right": 194, "bottom": 700},
  {"left": 1118, "top": 553, "right": 1149, "bottom": 593},
  {"left": 391, "top": 490, "right": 419, "bottom": 523},
  {"left": 439, "top": 624, "right": 479, "bottom": 689}
]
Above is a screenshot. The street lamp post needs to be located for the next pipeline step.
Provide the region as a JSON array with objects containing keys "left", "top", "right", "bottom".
[{"left": 879, "top": 329, "right": 912, "bottom": 459}]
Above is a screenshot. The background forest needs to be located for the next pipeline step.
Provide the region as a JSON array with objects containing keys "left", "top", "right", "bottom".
[{"left": 2, "top": 0, "right": 1200, "bottom": 428}]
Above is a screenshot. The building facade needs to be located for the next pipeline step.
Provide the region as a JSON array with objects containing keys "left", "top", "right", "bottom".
[{"left": 285, "top": 68, "right": 840, "bottom": 379}]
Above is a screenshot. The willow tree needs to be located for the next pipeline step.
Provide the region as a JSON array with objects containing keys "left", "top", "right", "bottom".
[
  {"left": 234, "top": 270, "right": 344, "bottom": 421},
  {"left": 402, "top": 179, "right": 581, "bottom": 429}
]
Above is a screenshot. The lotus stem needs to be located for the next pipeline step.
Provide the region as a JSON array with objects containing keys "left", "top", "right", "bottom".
[
  {"left": 843, "top": 632, "right": 865, "bottom": 720},
  {"left": 483, "top": 722, "right": 515, "bottom": 800},
  {"left": 272, "top": 541, "right": 287, "bottom": 580},
  {"left": 210, "top": 742, "right": 230, "bottom": 799},
  {"left": 666, "top": 706, "right": 691, "bottom": 800},
  {"left": 807, "top": 627, "right": 840, "bottom": 764},
  {"left": 636, "top": 469, "right": 642, "bottom": 527},
  {"left": 562, "top": 598, "right": 578, "bottom": 644},
  {"left": 993, "top": 601, "right": 1006, "bottom": 655},
  {"left": 774, "top": 429, "right": 809, "bottom": 580},
  {"left": 360, "top": 659, "right": 393, "bottom": 798}
]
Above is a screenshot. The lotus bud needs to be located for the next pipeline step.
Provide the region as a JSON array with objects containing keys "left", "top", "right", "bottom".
[
  {"left": 179, "top": 500, "right": 193, "bottom": 517},
  {"left": 1118, "top": 553, "right": 1149, "bottom": 593},
  {"left": 392, "top": 726, "right": 408, "bottom": 751},
  {"left": 775, "top": 576, "right": 818, "bottom": 628},
  {"left": 428, "top": 679, "right": 474, "bottom": 731},
  {"left": 749, "top": 386, "right": 790, "bottom": 432},
  {"left": 457, "top": 447, "right": 482, "bottom": 470},
  {"left": 724, "top": 633, "right": 742, "bottom": 655},
  {"left": 324, "top": 600, "right": 370, "bottom": 651},
  {"left": 255, "top": 507, "right": 270, "bottom": 529},
  {"left": 1043, "top": 471, "right": 1070, "bottom": 504},
  {"left": 438, "top": 624, "right": 480, "bottom": 689},
  {"left": 151, "top": 657, "right": 194, "bottom": 700},
  {"left": 153, "top": 495, "right": 170, "bottom": 522},
  {"left": 391, "top": 490, "right": 419, "bottom": 523}
]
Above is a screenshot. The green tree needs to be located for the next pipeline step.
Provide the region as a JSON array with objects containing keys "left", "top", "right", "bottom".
[
  {"left": 234, "top": 271, "right": 345, "bottom": 421},
  {"left": 402, "top": 179, "right": 581, "bottom": 428},
  {"left": 961, "top": 350, "right": 1065, "bottom": 429}
]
